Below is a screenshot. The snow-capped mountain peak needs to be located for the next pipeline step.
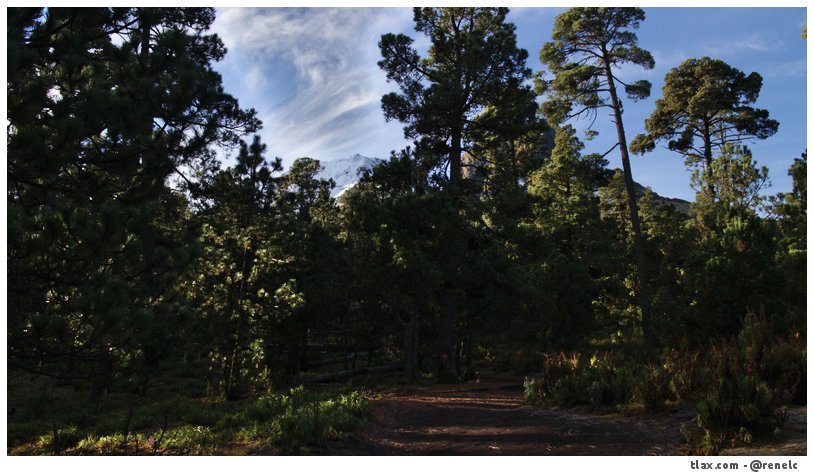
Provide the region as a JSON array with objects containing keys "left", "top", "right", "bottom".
[{"left": 316, "top": 154, "right": 383, "bottom": 198}]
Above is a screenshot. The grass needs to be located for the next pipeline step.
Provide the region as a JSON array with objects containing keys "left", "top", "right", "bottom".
[{"left": 7, "top": 366, "right": 370, "bottom": 455}]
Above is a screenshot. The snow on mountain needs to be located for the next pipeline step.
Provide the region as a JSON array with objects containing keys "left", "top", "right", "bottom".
[
  {"left": 316, "top": 154, "right": 383, "bottom": 198},
  {"left": 313, "top": 154, "right": 692, "bottom": 212}
]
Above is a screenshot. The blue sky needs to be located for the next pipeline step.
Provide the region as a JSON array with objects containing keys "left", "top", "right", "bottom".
[{"left": 211, "top": 7, "right": 807, "bottom": 201}]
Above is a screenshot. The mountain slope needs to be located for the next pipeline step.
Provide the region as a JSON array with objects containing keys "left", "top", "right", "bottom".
[
  {"left": 632, "top": 181, "right": 692, "bottom": 214},
  {"left": 316, "top": 154, "right": 383, "bottom": 198},
  {"left": 315, "top": 155, "right": 692, "bottom": 213}
]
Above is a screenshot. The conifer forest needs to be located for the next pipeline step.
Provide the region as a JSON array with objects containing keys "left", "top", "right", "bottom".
[{"left": 6, "top": 7, "right": 807, "bottom": 456}]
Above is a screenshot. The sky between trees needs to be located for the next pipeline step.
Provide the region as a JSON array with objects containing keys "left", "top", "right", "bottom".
[{"left": 211, "top": 6, "right": 806, "bottom": 202}]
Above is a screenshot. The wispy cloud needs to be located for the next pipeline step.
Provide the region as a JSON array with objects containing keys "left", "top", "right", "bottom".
[
  {"left": 651, "top": 48, "right": 692, "bottom": 73},
  {"left": 762, "top": 58, "right": 806, "bottom": 78},
  {"left": 212, "top": 7, "right": 413, "bottom": 164},
  {"left": 608, "top": 48, "right": 689, "bottom": 85},
  {"left": 242, "top": 65, "right": 267, "bottom": 90},
  {"left": 703, "top": 32, "right": 783, "bottom": 57}
]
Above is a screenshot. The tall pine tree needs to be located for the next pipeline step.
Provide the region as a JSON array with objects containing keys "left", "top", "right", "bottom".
[
  {"left": 538, "top": 7, "right": 655, "bottom": 339},
  {"left": 630, "top": 57, "right": 778, "bottom": 199},
  {"left": 7, "top": 7, "right": 259, "bottom": 390},
  {"left": 378, "top": 7, "right": 536, "bottom": 381}
]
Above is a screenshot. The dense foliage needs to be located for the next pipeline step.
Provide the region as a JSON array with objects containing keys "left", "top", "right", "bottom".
[{"left": 7, "top": 7, "right": 805, "bottom": 455}]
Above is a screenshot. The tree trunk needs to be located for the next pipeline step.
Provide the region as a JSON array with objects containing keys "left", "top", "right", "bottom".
[
  {"left": 703, "top": 121, "right": 715, "bottom": 199},
  {"left": 450, "top": 125, "right": 463, "bottom": 193},
  {"left": 297, "top": 328, "right": 309, "bottom": 378},
  {"left": 462, "top": 318, "right": 476, "bottom": 381},
  {"left": 404, "top": 311, "right": 420, "bottom": 383},
  {"left": 223, "top": 346, "right": 242, "bottom": 401},
  {"left": 92, "top": 345, "right": 113, "bottom": 398},
  {"left": 436, "top": 123, "right": 463, "bottom": 383},
  {"left": 438, "top": 287, "right": 458, "bottom": 383},
  {"left": 139, "top": 11, "right": 158, "bottom": 280},
  {"left": 602, "top": 59, "right": 652, "bottom": 340}
]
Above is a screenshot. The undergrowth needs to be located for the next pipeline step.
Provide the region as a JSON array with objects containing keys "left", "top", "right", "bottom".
[
  {"left": 8, "top": 382, "right": 370, "bottom": 455},
  {"left": 523, "top": 313, "right": 806, "bottom": 454}
]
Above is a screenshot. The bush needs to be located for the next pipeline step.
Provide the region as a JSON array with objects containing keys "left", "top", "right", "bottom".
[
  {"left": 690, "top": 343, "right": 774, "bottom": 453},
  {"left": 232, "top": 386, "right": 370, "bottom": 454},
  {"left": 9, "top": 384, "right": 370, "bottom": 455},
  {"left": 661, "top": 348, "right": 706, "bottom": 403},
  {"left": 634, "top": 364, "right": 671, "bottom": 412},
  {"left": 33, "top": 425, "right": 82, "bottom": 454},
  {"left": 757, "top": 336, "right": 806, "bottom": 405},
  {"left": 523, "top": 352, "right": 577, "bottom": 405},
  {"left": 524, "top": 352, "right": 632, "bottom": 411},
  {"left": 74, "top": 432, "right": 148, "bottom": 455},
  {"left": 684, "top": 313, "right": 805, "bottom": 454},
  {"left": 523, "top": 313, "right": 806, "bottom": 441},
  {"left": 161, "top": 425, "right": 218, "bottom": 454}
]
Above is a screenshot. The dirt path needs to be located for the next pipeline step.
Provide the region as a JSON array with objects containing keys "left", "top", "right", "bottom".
[{"left": 322, "top": 376, "right": 697, "bottom": 455}]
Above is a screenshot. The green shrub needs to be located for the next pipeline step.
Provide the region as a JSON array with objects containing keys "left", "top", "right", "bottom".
[
  {"left": 693, "top": 379, "right": 773, "bottom": 453},
  {"left": 161, "top": 425, "right": 218, "bottom": 455},
  {"left": 270, "top": 388, "right": 370, "bottom": 454},
  {"left": 11, "top": 385, "right": 369, "bottom": 455},
  {"left": 760, "top": 337, "right": 806, "bottom": 405},
  {"left": 33, "top": 425, "right": 82, "bottom": 454},
  {"left": 659, "top": 348, "right": 704, "bottom": 403},
  {"left": 736, "top": 311, "right": 806, "bottom": 404},
  {"left": 634, "top": 364, "right": 671, "bottom": 412},
  {"left": 523, "top": 312, "right": 805, "bottom": 456},
  {"left": 179, "top": 401, "right": 230, "bottom": 427},
  {"left": 586, "top": 355, "right": 633, "bottom": 409},
  {"left": 690, "top": 341, "right": 777, "bottom": 454},
  {"left": 242, "top": 394, "right": 288, "bottom": 422},
  {"left": 74, "top": 432, "right": 147, "bottom": 455},
  {"left": 524, "top": 352, "right": 632, "bottom": 411},
  {"left": 224, "top": 386, "right": 369, "bottom": 454},
  {"left": 523, "top": 352, "right": 581, "bottom": 407}
]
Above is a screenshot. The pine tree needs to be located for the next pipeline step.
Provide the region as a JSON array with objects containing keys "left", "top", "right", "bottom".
[
  {"left": 342, "top": 150, "right": 446, "bottom": 382},
  {"left": 635, "top": 188, "right": 694, "bottom": 342},
  {"left": 7, "top": 7, "right": 259, "bottom": 389},
  {"left": 529, "top": 125, "right": 609, "bottom": 259},
  {"left": 630, "top": 57, "right": 778, "bottom": 199},
  {"left": 187, "top": 135, "right": 285, "bottom": 398},
  {"left": 273, "top": 157, "right": 345, "bottom": 382},
  {"left": 691, "top": 144, "right": 770, "bottom": 234},
  {"left": 685, "top": 144, "right": 778, "bottom": 337},
  {"left": 378, "top": 7, "right": 536, "bottom": 381},
  {"left": 771, "top": 151, "right": 806, "bottom": 251},
  {"left": 769, "top": 151, "right": 807, "bottom": 331},
  {"left": 525, "top": 125, "right": 612, "bottom": 345},
  {"left": 538, "top": 7, "right": 655, "bottom": 338}
]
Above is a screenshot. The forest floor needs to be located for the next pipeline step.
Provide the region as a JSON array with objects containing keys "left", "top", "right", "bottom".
[
  {"left": 8, "top": 369, "right": 805, "bottom": 456},
  {"left": 314, "top": 373, "right": 807, "bottom": 456}
]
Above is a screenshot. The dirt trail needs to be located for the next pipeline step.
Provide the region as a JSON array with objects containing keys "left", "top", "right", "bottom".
[{"left": 323, "top": 376, "right": 697, "bottom": 455}]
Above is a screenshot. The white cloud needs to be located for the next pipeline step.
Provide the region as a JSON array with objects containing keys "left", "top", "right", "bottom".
[
  {"left": 611, "top": 47, "right": 693, "bottom": 85},
  {"left": 212, "top": 7, "right": 413, "bottom": 165},
  {"left": 703, "top": 32, "right": 783, "bottom": 57},
  {"left": 242, "top": 65, "right": 267, "bottom": 89},
  {"left": 651, "top": 48, "right": 691, "bottom": 73},
  {"left": 762, "top": 58, "right": 806, "bottom": 78}
]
